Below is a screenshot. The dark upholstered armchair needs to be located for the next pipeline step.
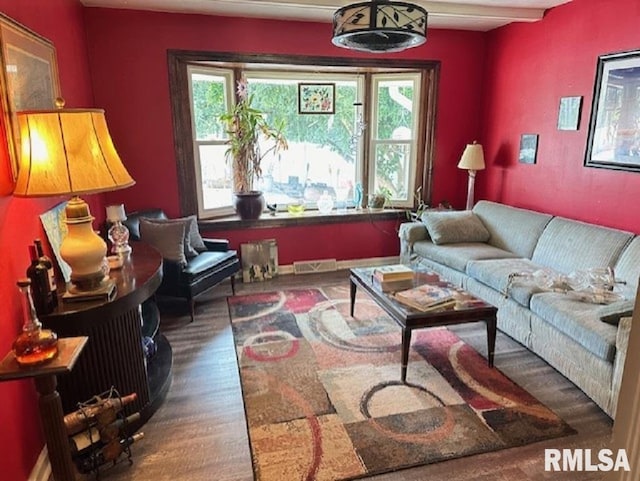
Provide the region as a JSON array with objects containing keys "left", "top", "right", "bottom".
[{"left": 122, "top": 209, "right": 240, "bottom": 322}]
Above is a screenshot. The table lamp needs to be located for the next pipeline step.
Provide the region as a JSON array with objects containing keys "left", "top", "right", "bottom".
[
  {"left": 106, "top": 203, "right": 131, "bottom": 257},
  {"left": 13, "top": 100, "right": 135, "bottom": 292},
  {"left": 457, "top": 141, "right": 485, "bottom": 210}
]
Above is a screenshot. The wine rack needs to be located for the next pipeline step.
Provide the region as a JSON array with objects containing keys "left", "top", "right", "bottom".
[{"left": 66, "top": 387, "right": 144, "bottom": 479}]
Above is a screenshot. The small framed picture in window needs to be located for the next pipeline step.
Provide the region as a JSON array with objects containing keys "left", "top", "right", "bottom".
[
  {"left": 519, "top": 134, "right": 539, "bottom": 164},
  {"left": 298, "top": 83, "right": 335, "bottom": 114}
]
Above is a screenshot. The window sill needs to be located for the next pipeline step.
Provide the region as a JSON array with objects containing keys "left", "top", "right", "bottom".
[{"left": 198, "top": 208, "right": 408, "bottom": 231}]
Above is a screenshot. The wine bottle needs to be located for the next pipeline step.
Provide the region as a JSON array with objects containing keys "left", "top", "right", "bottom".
[
  {"left": 76, "top": 432, "right": 144, "bottom": 474},
  {"left": 69, "top": 412, "right": 142, "bottom": 455},
  {"left": 64, "top": 393, "right": 138, "bottom": 436},
  {"left": 12, "top": 279, "right": 59, "bottom": 366},
  {"left": 34, "top": 239, "right": 58, "bottom": 308},
  {"left": 26, "top": 245, "right": 53, "bottom": 315}
]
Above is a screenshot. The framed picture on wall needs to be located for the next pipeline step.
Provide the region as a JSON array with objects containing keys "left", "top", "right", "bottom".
[
  {"left": 298, "top": 83, "right": 335, "bottom": 114},
  {"left": 0, "top": 13, "right": 61, "bottom": 179},
  {"left": 585, "top": 49, "right": 640, "bottom": 172},
  {"left": 519, "top": 134, "right": 539, "bottom": 164},
  {"left": 557, "top": 96, "right": 583, "bottom": 131}
]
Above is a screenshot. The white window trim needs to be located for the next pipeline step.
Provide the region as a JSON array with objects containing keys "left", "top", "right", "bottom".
[{"left": 369, "top": 72, "right": 422, "bottom": 209}]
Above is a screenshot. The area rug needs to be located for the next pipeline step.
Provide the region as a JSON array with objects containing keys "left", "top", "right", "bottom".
[{"left": 228, "top": 286, "right": 576, "bottom": 481}]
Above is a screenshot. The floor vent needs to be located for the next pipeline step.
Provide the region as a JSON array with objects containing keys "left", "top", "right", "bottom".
[{"left": 293, "top": 259, "right": 338, "bottom": 275}]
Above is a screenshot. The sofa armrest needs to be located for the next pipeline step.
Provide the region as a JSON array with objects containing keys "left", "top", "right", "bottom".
[
  {"left": 610, "top": 316, "right": 632, "bottom": 416},
  {"left": 398, "top": 222, "right": 428, "bottom": 264},
  {"left": 203, "top": 238, "right": 230, "bottom": 252}
]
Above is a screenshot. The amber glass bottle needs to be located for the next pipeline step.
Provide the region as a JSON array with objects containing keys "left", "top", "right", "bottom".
[{"left": 12, "top": 279, "right": 59, "bottom": 366}]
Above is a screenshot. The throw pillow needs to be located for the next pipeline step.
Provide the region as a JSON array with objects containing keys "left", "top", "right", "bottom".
[
  {"left": 139, "top": 218, "right": 187, "bottom": 266},
  {"left": 142, "top": 216, "right": 205, "bottom": 257},
  {"left": 182, "top": 215, "right": 207, "bottom": 253},
  {"left": 421, "top": 210, "right": 490, "bottom": 245},
  {"left": 597, "top": 299, "right": 634, "bottom": 325}
]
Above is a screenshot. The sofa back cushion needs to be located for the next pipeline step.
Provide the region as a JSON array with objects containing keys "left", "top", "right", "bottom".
[
  {"left": 613, "top": 236, "right": 640, "bottom": 300},
  {"left": 421, "top": 211, "right": 490, "bottom": 245},
  {"left": 472, "top": 201, "right": 552, "bottom": 258},
  {"left": 532, "top": 217, "right": 633, "bottom": 274}
]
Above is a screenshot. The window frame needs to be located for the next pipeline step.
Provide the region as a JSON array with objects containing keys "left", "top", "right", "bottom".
[
  {"left": 369, "top": 72, "right": 422, "bottom": 208},
  {"left": 168, "top": 51, "right": 440, "bottom": 219},
  {"left": 187, "top": 65, "right": 235, "bottom": 217}
]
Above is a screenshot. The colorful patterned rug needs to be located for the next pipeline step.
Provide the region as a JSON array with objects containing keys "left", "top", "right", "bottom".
[{"left": 228, "top": 286, "right": 576, "bottom": 481}]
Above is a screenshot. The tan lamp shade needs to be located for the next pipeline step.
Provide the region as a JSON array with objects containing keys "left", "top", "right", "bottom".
[
  {"left": 13, "top": 109, "right": 134, "bottom": 197},
  {"left": 457, "top": 141, "right": 486, "bottom": 171},
  {"left": 13, "top": 107, "right": 135, "bottom": 292}
]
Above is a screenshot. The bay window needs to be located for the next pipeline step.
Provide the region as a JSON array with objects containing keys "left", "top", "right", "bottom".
[{"left": 169, "top": 52, "right": 439, "bottom": 220}]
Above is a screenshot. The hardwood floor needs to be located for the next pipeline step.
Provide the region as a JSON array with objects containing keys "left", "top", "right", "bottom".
[{"left": 104, "top": 271, "right": 612, "bottom": 481}]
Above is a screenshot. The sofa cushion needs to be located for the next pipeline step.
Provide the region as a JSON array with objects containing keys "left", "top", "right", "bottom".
[
  {"left": 420, "top": 211, "right": 490, "bottom": 245},
  {"left": 139, "top": 218, "right": 187, "bottom": 266},
  {"left": 614, "top": 236, "right": 640, "bottom": 300},
  {"left": 530, "top": 292, "right": 618, "bottom": 362},
  {"left": 531, "top": 217, "right": 633, "bottom": 274},
  {"left": 597, "top": 299, "right": 635, "bottom": 325},
  {"left": 472, "top": 201, "right": 552, "bottom": 258},
  {"left": 413, "top": 241, "right": 518, "bottom": 273},
  {"left": 466, "top": 258, "right": 547, "bottom": 307}
]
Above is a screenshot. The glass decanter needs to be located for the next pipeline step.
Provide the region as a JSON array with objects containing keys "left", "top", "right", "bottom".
[{"left": 12, "top": 279, "right": 59, "bottom": 366}]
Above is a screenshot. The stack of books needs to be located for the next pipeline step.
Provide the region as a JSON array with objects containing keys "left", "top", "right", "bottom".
[
  {"left": 393, "top": 283, "right": 458, "bottom": 312},
  {"left": 373, "top": 265, "right": 415, "bottom": 292}
]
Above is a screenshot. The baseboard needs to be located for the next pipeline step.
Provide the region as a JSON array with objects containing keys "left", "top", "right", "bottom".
[
  {"left": 278, "top": 255, "right": 399, "bottom": 275},
  {"left": 28, "top": 446, "right": 51, "bottom": 481}
]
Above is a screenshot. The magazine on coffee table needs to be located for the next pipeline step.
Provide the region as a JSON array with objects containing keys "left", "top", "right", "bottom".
[{"left": 394, "top": 284, "right": 457, "bottom": 311}]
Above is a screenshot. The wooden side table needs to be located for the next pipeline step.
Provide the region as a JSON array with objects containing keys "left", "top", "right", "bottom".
[{"left": 0, "top": 337, "right": 88, "bottom": 481}]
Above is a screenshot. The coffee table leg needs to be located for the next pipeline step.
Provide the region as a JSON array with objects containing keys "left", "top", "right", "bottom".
[
  {"left": 401, "top": 328, "right": 411, "bottom": 382},
  {"left": 486, "top": 315, "right": 497, "bottom": 367},
  {"left": 350, "top": 279, "right": 356, "bottom": 317}
]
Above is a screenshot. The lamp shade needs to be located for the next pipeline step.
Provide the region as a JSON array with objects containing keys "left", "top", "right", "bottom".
[
  {"left": 457, "top": 141, "right": 485, "bottom": 171},
  {"left": 13, "top": 108, "right": 135, "bottom": 197},
  {"left": 332, "top": 1, "right": 428, "bottom": 53}
]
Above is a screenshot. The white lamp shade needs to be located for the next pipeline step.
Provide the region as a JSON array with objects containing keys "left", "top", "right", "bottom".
[
  {"left": 457, "top": 142, "right": 485, "bottom": 171},
  {"left": 106, "top": 204, "right": 127, "bottom": 222}
]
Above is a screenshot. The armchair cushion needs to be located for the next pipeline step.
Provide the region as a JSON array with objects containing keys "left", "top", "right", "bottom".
[
  {"left": 141, "top": 216, "right": 204, "bottom": 258},
  {"left": 139, "top": 218, "right": 188, "bottom": 265}
]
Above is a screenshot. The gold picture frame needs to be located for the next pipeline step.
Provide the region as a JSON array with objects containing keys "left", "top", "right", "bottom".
[{"left": 0, "top": 13, "right": 61, "bottom": 179}]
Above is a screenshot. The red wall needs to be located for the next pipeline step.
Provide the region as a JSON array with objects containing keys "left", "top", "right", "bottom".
[
  {"left": 480, "top": 0, "right": 640, "bottom": 232},
  {"left": 83, "top": 8, "right": 486, "bottom": 263},
  {"left": 0, "top": 2, "right": 100, "bottom": 480},
  {"left": 84, "top": 8, "right": 486, "bottom": 216}
]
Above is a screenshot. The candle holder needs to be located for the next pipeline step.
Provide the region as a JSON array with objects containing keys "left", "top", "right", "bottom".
[{"left": 106, "top": 204, "right": 131, "bottom": 257}]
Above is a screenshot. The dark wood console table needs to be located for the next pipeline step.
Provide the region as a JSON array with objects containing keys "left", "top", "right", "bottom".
[{"left": 41, "top": 242, "right": 172, "bottom": 429}]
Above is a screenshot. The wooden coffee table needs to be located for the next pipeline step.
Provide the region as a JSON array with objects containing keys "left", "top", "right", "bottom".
[{"left": 350, "top": 267, "right": 498, "bottom": 382}]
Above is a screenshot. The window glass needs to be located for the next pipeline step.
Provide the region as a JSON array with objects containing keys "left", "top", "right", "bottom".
[
  {"left": 370, "top": 74, "right": 421, "bottom": 205},
  {"left": 247, "top": 75, "right": 359, "bottom": 208}
]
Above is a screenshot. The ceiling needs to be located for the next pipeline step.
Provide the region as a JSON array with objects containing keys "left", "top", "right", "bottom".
[{"left": 79, "top": 0, "right": 571, "bottom": 31}]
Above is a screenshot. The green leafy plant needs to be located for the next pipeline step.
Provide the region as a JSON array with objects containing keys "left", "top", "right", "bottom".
[
  {"left": 219, "top": 78, "right": 288, "bottom": 193},
  {"left": 368, "top": 187, "right": 392, "bottom": 210}
]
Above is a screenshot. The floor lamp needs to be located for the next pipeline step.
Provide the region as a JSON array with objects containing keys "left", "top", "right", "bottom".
[{"left": 457, "top": 141, "right": 485, "bottom": 211}]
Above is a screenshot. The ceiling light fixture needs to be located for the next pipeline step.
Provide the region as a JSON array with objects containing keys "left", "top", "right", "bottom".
[{"left": 332, "top": 0, "right": 428, "bottom": 53}]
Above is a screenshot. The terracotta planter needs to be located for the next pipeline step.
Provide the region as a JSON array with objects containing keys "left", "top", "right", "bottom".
[{"left": 233, "top": 191, "right": 265, "bottom": 220}]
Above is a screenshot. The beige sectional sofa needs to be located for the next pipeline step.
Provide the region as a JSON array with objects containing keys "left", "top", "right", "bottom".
[{"left": 399, "top": 200, "right": 638, "bottom": 418}]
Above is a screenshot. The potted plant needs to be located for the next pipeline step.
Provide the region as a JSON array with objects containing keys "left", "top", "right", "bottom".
[
  {"left": 219, "top": 77, "right": 287, "bottom": 220},
  {"left": 367, "top": 187, "right": 391, "bottom": 211}
]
